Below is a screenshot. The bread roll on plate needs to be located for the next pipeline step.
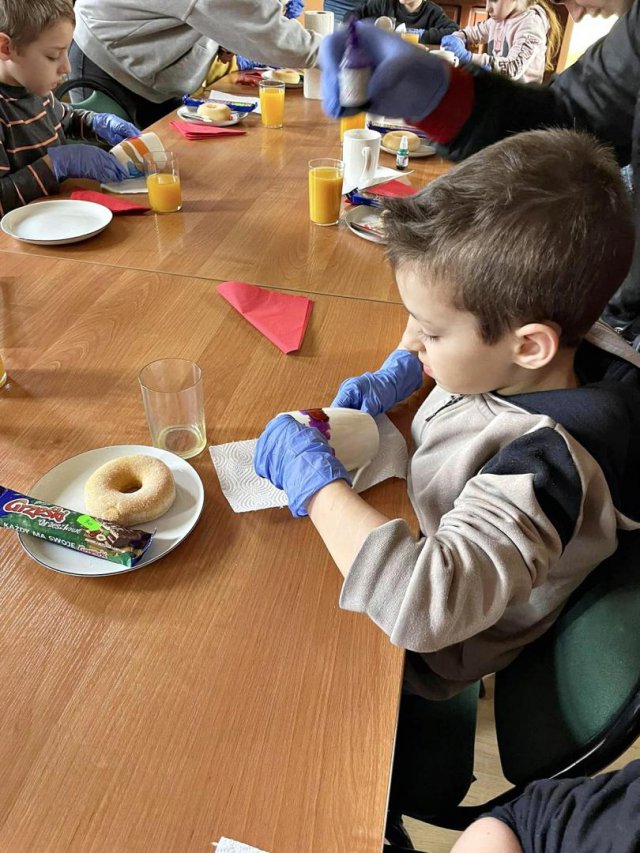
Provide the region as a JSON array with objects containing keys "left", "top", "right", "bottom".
[
  {"left": 382, "top": 130, "right": 421, "bottom": 152},
  {"left": 271, "top": 69, "right": 301, "bottom": 84},
  {"left": 196, "top": 102, "right": 232, "bottom": 122}
]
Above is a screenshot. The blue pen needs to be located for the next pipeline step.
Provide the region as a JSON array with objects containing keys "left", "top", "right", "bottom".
[{"left": 181, "top": 95, "right": 257, "bottom": 113}]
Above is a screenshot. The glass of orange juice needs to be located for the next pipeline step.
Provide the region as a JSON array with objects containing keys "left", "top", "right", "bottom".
[
  {"left": 259, "top": 79, "right": 285, "bottom": 129},
  {"left": 401, "top": 29, "right": 421, "bottom": 44},
  {"left": 143, "top": 151, "right": 182, "bottom": 213},
  {"left": 339, "top": 112, "right": 367, "bottom": 141},
  {"left": 308, "top": 158, "right": 344, "bottom": 226}
]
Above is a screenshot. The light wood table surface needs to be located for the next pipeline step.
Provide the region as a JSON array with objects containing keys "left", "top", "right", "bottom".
[
  {"left": 0, "top": 254, "right": 412, "bottom": 852},
  {"left": 0, "top": 77, "right": 450, "bottom": 303}
]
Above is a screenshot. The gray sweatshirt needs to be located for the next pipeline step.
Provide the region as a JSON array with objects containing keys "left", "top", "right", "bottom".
[
  {"left": 340, "top": 324, "right": 640, "bottom": 699},
  {"left": 73, "top": 0, "right": 322, "bottom": 102}
]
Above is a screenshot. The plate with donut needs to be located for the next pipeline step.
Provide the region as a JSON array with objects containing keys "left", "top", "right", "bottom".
[
  {"left": 19, "top": 445, "right": 204, "bottom": 577},
  {"left": 261, "top": 67, "right": 304, "bottom": 88},
  {"left": 176, "top": 104, "right": 246, "bottom": 126},
  {"left": 380, "top": 130, "right": 436, "bottom": 158}
]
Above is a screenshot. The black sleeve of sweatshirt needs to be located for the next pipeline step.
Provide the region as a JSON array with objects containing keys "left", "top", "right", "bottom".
[
  {"left": 346, "top": 0, "right": 391, "bottom": 21},
  {"left": 434, "top": 3, "right": 639, "bottom": 164},
  {"left": 419, "top": 3, "right": 458, "bottom": 44}
]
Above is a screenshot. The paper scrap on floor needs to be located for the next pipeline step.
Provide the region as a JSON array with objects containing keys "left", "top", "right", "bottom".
[{"left": 209, "top": 414, "right": 409, "bottom": 513}]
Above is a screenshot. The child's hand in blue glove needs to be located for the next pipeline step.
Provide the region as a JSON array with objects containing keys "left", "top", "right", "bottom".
[
  {"left": 47, "top": 144, "right": 129, "bottom": 183},
  {"left": 441, "top": 35, "right": 473, "bottom": 66},
  {"left": 236, "top": 55, "right": 257, "bottom": 71},
  {"left": 331, "top": 350, "right": 424, "bottom": 416},
  {"left": 254, "top": 415, "right": 351, "bottom": 517},
  {"left": 91, "top": 112, "right": 140, "bottom": 146},
  {"left": 284, "top": 0, "right": 304, "bottom": 18},
  {"left": 320, "top": 21, "right": 450, "bottom": 119}
]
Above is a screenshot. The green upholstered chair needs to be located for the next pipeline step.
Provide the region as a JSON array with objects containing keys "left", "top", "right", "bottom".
[
  {"left": 395, "top": 529, "right": 640, "bottom": 846},
  {"left": 54, "top": 77, "right": 134, "bottom": 123}
]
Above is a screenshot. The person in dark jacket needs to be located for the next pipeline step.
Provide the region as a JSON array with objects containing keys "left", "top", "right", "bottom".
[
  {"left": 320, "top": 0, "right": 640, "bottom": 340},
  {"left": 346, "top": 0, "right": 458, "bottom": 44},
  {"left": 450, "top": 761, "right": 640, "bottom": 853}
]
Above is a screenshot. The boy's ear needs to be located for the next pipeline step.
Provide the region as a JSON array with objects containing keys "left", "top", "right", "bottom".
[
  {"left": 512, "top": 322, "right": 560, "bottom": 370},
  {"left": 0, "top": 33, "right": 14, "bottom": 62}
]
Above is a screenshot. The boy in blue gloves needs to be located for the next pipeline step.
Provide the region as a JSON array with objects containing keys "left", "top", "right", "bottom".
[
  {"left": 0, "top": 0, "right": 139, "bottom": 214},
  {"left": 255, "top": 128, "right": 640, "bottom": 702}
]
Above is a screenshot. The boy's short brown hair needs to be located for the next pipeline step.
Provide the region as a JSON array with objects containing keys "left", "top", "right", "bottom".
[
  {"left": 0, "top": 0, "right": 74, "bottom": 50},
  {"left": 384, "top": 129, "right": 634, "bottom": 346}
]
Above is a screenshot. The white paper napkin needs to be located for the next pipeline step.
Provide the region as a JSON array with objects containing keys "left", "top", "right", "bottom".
[
  {"left": 210, "top": 414, "right": 408, "bottom": 513},
  {"left": 213, "top": 839, "right": 269, "bottom": 853}
]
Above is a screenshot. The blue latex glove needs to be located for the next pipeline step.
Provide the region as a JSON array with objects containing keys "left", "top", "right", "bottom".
[
  {"left": 331, "top": 349, "right": 423, "bottom": 416},
  {"left": 236, "top": 54, "right": 257, "bottom": 71},
  {"left": 284, "top": 0, "right": 304, "bottom": 18},
  {"left": 254, "top": 415, "right": 351, "bottom": 517},
  {"left": 91, "top": 112, "right": 140, "bottom": 146},
  {"left": 47, "top": 144, "right": 129, "bottom": 183},
  {"left": 441, "top": 35, "right": 473, "bottom": 65},
  {"left": 319, "top": 21, "right": 450, "bottom": 119}
]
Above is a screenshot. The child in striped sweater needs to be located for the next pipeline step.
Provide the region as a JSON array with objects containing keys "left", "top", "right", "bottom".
[{"left": 0, "top": 0, "right": 139, "bottom": 215}]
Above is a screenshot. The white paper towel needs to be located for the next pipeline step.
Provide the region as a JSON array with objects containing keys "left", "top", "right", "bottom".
[
  {"left": 213, "top": 839, "right": 269, "bottom": 853},
  {"left": 303, "top": 10, "right": 334, "bottom": 99},
  {"left": 210, "top": 414, "right": 409, "bottom": 513}
]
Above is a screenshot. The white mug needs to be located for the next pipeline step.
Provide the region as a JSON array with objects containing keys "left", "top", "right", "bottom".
[
  {"left": 430, "top": 49, "right": 459, "bottom": 67},
  {"left": 110, "top": 131, "right": 164, "bottom": 178},
  {"left": 342, "top": 128, "right": 381, "bottom": 192}
]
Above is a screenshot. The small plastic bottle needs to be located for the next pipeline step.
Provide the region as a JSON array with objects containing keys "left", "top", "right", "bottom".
[
  {"left": 396, "top": 135, "right": 409, "bottom": 170},
  {"left": 339, "top": 20, "right": 371, "bottom": 109}
]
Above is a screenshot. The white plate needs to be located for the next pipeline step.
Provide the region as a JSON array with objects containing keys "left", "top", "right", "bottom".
[
  {"left": 176, "top": 105, "right": 246, "bottom": 126},
  {"left": 261, "top": 68, "right": 304, "bottom": 88},
  {"left": 18, "top": 445, "right": 204, "bottom": 577},
  {"left": 344, "top": 206, "right": 386, "bottom": 244},
  {"left": 381, "top": 139, "right": 436, "bottom": 158},
  {"left": 101, "top": 176, "right": 148, "bottom": 194},
  {"left": 0, "top": 200, "right": 112, "bottom": 245}
]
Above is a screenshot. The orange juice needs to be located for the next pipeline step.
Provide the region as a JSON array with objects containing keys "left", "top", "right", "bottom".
[
  {"left": 260, "top": 85, "right": 285, "bottom": 128},
  {"left": 309, "top": 165, "right": 343, "bottom": 226},
  {"left": 146, "top": 173, "right": 182, "bottom": 213},
  {"left": 340, "top": 112, "right": 366, "bottom": 141},
  {"left": 401, "top": 32, "right": 420, "bottom": 44}
]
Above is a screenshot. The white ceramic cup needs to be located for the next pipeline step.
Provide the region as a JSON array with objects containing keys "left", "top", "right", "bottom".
[
  {"left": 342, "top": 128, "right": 381, "bottom": 192},
  {"left": 429, "top": 48, "right": 459, "bottom": 67},
  {"left": 110, "top": 131, "right": 164, "bottom": 178}
]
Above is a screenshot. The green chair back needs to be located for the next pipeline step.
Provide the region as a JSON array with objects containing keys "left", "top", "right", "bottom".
[
  {"left": 495, "top": 530, "right": 640, "bottom": 785},
  {"left": 71, "top": 90, "right": 130, "bottom": 121}
]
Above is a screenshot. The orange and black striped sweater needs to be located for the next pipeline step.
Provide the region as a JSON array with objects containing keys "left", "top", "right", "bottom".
[{"left": 0, "top": 82, "right": 97, "bottom": 215}]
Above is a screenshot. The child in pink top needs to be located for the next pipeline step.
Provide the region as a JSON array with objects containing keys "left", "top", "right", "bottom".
[{"left": 441, "top": 0, "right": 560, "bottom": 84}]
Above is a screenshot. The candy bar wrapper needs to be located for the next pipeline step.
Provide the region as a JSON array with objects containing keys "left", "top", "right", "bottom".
[{"left": 0, "top": 487, "right": 153, "bottom": 567}]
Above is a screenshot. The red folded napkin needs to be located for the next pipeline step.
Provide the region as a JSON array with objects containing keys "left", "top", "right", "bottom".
[
  {"left": 366, "top": 179, "right": 418, "bottom": 198},
  {"left": 70, "top": 190, "right": 150, "bottom": 214},
  {"left": 169, "top": 120, "right": 247, "bottom": 140},
  {"left": 217, "top": 281, "right": 313, "bottom": 354}
]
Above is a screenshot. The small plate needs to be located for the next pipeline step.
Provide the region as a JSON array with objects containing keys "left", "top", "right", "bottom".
[
  {"left": 381, "top": 139, "right": 436, "bottom": 158},
  {"left": 18, "top": 445, "right": 204, "bottom": 577},
  {"left": 1, "top": 200, "right": 112, "bottom": 245},
  {"left": 176, "top": 105, "right": 246, "bottom": 126},
  {"left": 261, "top": 68, "right": 304, "bottom": 88},
  {"left": 344, "top": 206, "right": 387, "bottom": 244},
  {"left": 101, "top": 176, "right": 148, "bottom": 195}
]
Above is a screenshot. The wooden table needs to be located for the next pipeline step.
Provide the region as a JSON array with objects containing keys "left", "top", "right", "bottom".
[
  {"left": 0, "top": 78, "right": 450, "bottom": 303},
  {"left": 0, "top": 254, "right": 410, "bottom": 852}
]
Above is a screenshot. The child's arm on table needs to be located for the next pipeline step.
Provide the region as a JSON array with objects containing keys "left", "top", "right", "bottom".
[
  {"left": 307, "top": 482, "right": 389, "bottom": 578},
  {"left": 0, "top": 127, "right": 58, "bottom": 213}
]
